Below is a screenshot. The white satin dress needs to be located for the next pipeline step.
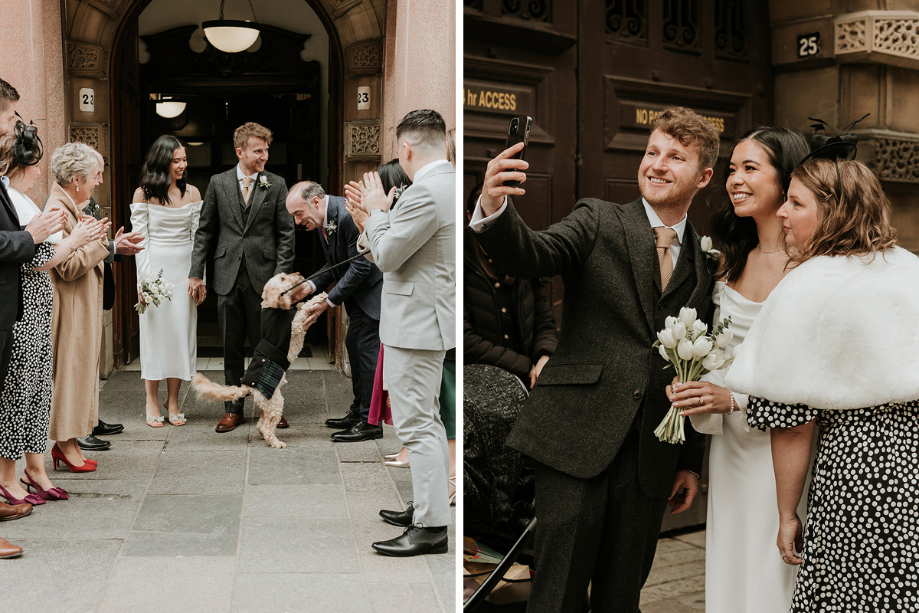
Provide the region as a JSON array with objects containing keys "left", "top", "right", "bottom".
[
  {"left": 130, "top": 201, "right": 202, "bottom": 381},
  {"left": 691, "top": 281, "right": 809, "bottom": 613}
]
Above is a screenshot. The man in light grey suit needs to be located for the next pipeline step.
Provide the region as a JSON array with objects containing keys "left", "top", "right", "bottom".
[
  {"left": 350, "top": 109, "right": 455, "bottom": 557},
  {"left": 189, "top": 122, "right": 295, "bottom": 432}
]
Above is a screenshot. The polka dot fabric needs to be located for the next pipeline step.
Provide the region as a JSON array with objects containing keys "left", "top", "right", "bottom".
[
  {"left": 0, "top": 243, "right": 54, "bottom": 460},
  {"left": 749, "top": 396, "right": 919, "bottom": 612}
]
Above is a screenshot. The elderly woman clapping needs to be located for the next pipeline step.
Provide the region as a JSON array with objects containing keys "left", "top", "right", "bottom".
[{"left": 44, "top": 142, "right": 112, "bottom": 473}]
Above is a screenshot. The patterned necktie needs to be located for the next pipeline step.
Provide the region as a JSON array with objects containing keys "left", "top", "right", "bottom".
[
  {"left": 241, "top": 176, "right": 253, "bottom": 206},
  {"left": 654, "top": 227, "right": 678, "bottom": 290}
]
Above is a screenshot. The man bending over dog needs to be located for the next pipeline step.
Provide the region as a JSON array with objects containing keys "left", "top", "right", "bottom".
[{"left": 284, "top": 182, "right": 383, "bottom": 443}]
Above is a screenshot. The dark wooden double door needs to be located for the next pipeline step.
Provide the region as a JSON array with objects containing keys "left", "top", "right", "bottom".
[{"left": 464, "top": 0, "right": 774, "bottom": 529}]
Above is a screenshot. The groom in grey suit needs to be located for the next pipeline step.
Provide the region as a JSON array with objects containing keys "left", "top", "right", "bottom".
[
  {"left": 189, "top": 122, "right": 295, "bottom": 432},
  {"left": 354, "top": 110, "right": 455, "bottom": 557}
]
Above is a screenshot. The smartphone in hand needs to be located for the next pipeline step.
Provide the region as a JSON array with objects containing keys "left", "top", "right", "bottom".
[{"left": 503, "top": 115, "right": 532, "bottom": 188}]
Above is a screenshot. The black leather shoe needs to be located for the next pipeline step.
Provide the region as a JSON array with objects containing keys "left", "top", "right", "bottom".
[
  {"left": 372, "top": 525, "right": 448, "bottom": 557},
  {"left": 325, "top": 410, "right": 360, "bottom": 430},
  {"left": 76, "top": 435, "right": 111, "bottom": 451},
  {"left": 331, "top": 421, "right": 383, "bottom": 443},
  {"left": 380, "top": 503, "right": 414, "bottom": 527},
  {"left": 93, "top": 420, "right": 124, "bottom": 436}
]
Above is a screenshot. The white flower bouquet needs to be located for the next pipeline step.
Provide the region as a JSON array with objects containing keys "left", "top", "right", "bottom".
[
  {"left": 135, "top": 269, "right": 174, "bottom": 315},
  {"left": 652, "top": 307, "right": 734, "bottom": 444}
]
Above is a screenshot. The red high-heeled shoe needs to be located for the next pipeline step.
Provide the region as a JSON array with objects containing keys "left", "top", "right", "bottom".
[{"left": 50, "top": 444, "right": 96, "bottom": 473}]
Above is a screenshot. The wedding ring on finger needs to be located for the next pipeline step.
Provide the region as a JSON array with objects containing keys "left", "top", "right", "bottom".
[{"left": 697, "top": 396, "right": 703, "bottom": 406}]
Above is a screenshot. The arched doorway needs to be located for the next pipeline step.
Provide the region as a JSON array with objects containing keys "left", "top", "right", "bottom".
[{"left": 63, "top": 0, "right": 387, "bottom": 373}]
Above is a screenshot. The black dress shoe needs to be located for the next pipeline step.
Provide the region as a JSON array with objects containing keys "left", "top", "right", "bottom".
[
  {"left": 76, "top": 435, "right": 111, "bottom": 451},
  {"left": 372, "top": 525, "right": 448, "bottom": 557},
  {"left": 380, "top": 503, "right": 414, "bottom": 527},
  {"left": 93, "top": 420, "right": 124, "bottom": 436},
  {"left": 331, "top": 421, "right": 383, "bottom": 443},
  {"left": 325, "top": 410, "right": 360, "bottom": 430}
]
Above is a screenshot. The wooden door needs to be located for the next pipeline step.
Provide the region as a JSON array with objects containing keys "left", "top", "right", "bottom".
[
  {"left": 111, "top": 17, "right": 144, "bottom": 365},
  {"left": 578, "top": 0, "right": 774, "bottom": 239}
]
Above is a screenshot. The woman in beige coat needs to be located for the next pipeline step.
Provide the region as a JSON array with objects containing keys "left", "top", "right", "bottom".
[{"left": 46, "top": 142, "right": 111, "bottom": 472}]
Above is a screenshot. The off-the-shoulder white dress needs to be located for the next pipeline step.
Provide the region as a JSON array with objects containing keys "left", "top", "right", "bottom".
[{"left": 130, "top": 201, "right": 203, "bottom": 380}]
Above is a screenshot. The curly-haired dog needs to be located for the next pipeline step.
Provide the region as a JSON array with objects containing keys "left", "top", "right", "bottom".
[{"left": 192, "top": 273, "right": 326, "bottom": 448}]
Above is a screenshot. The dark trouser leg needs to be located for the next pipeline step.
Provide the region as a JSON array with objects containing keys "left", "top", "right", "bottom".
[
  {"left": 590, "top": 431, "right": 668, "bottom": 612},
  {"left": 217, "top": 270, "right": 262, "bottom": 415},
  {"left": 345, "top": 302, "right": 380, "bottom": 422},
  {"left": 527, "top": 430, "right": 666, "bottom": 613}
]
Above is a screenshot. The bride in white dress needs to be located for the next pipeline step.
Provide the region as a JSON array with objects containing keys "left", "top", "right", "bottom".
[
  {"left": 130, "top": 135, "right": 202, "bottom": 427},
  {"left": 665, "top": 127, "right": 811, "bottom": 612}
]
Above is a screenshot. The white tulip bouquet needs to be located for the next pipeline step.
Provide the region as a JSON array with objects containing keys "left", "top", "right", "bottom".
[
  {"left": 652, "top": 307, "right": 734, "bottom": 444},
  {"left": 135, "top": 269, "right": 174, "bottom": 315}
]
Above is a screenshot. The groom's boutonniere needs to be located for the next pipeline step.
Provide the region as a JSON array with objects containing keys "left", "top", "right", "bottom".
[
  {"left": 84, "top": 200, "right": 100, "bottom": 219},
  {"left": 325, "top": 220, "right": 338, "bottom": 236},
  {"left": 700, "top": 236, "right": 720, "bottom": 266},
  {"left": 258, "top": 175, "right": 271, "bottom": 189}
]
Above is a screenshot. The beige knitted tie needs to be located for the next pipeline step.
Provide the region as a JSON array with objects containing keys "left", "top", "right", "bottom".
[
  {"left": 654, "top": 227, "right": 677, "bottom": 290},
  {"left": 242, "top": 176, "right": 253, "bottom": 205}
]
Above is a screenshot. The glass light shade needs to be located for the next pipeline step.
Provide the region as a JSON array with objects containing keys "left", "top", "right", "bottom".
[
  {"left": 202, "top": 20, "right": 260, "bottom": 53},
  {"left": 155, "top": 101, "right": 187, "bottom": 119}
]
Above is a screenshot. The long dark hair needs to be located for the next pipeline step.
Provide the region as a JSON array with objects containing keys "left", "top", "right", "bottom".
[
  {"left": 377, "top": 158, "right": 411, "bottom": 196},
  {"left": 712, "top": 126, "right": 809, "bottom": 282},
  {"left": 139, "top": 135, "right": 186, "bottom": 205}
]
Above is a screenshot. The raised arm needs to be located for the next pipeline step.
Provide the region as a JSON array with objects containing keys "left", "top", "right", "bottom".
[{"left": 363, "top": 183, "right": 439, "bottom": 273}]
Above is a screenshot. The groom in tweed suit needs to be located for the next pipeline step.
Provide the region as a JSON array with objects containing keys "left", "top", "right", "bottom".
[
  {"left": 471, "top": 107, "right": 719, "bottom": 611},
  {"left": 189, "top": 122, "right": 295, "bottom": 432}
]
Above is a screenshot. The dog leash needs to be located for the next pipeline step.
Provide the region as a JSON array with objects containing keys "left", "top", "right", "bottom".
[{"left": 280, "top": 251, "right": 370, "bottom": 297}]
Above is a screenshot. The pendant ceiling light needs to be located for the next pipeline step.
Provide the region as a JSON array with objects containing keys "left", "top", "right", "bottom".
[
  {"left": 155, "top": 100, "right": 186, "bottom": 119},
  {"left": 203, "top": 0, "right": 261, "bottom": 54}
]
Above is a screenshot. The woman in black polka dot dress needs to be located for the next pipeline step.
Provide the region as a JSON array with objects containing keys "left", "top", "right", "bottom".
[
  {"left": 725, "top": 158, "right": 919, "bottom": 612},
  {"left": 0, "top": 130, "right": 106, "bottom": 504}
]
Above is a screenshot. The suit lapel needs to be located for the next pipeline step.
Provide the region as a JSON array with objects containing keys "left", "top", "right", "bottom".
[
  {"left": 244, "top": 172, "right": 268, "bottom": 231},
  {"left": 220, "top": 170, "right": 244, "bottom": 229},
  {"left": 619, "top": 198, "right": 658, "bottom": 332},
  {"left": 682, "top": 224, "right": 714, "bottom": 308},
  {"left": 324, "top": 197, "right": 341, "bottom": 264},
  {"left": 0, "top": 182, "right": 20, "bottom": 227}
]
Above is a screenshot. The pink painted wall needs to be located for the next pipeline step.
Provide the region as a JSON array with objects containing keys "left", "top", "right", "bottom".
[
  {"left": 382, "top": 0, "right": 456, "bottom": 161},
  {"left": 0, "top": 0, "right": 67, "bottom": 207}
]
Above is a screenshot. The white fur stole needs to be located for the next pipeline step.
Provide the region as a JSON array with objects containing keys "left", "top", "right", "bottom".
[{"left": 724, "top": 247, "right": 919, "bottom": 410}]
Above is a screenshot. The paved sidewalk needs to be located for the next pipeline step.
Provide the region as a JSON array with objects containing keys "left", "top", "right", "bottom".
[
  {"left": 640, "top": 530, "right": 706, "bottom": 612},
  {"left": 0, "top": 369, "right": 456, "bottom": 613}
]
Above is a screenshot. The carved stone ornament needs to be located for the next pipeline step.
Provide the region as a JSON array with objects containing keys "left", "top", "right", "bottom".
[
  {"left": 69, "top": 126, "right": 103, "bottom": 152},
  {"left": 327, "top": 0, "right": 364, "bottom": 19},
  {"left": 874, "top": 137, "right": 919, "bottom": 183},
  {"left": 836, "top": 11, "right": 919, "bottom": 64},
  {"left": 67, "top": 42, "right": 105, "bottom": 76},
  {"left": 346, "top": 39, "right": 383, "bottom": 75},
  {"left": 344, "top": 121, "right": 381, "bottom": 160}
]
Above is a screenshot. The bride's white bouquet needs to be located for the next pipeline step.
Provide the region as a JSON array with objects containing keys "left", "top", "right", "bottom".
[
  {"left": 135, "top": 269, "right": 174, "bottom": 315},
  {"left": 652, "top": 308, "right": 734, "bottom": 444}
]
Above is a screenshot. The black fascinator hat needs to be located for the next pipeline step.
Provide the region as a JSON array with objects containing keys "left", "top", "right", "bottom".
[
  {"left": 12, "top": 112, "right": 43, "bottom": 167},
  {"left": 798, "top": 113, "right": 868, "bottom": 187}
]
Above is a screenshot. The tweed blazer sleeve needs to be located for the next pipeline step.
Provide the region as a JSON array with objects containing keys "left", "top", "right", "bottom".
[
  {"left": 475, "top": 198, "right": 601, "bottom": 280},
  {"left": 189, "top": 178, "right": 219, "bottom": 279},
  {"left": 271, "top": 178, "right": 294, "bottom": 275},
  {"left": 530, "top": 280, "right": 558, "bottom": 358}
]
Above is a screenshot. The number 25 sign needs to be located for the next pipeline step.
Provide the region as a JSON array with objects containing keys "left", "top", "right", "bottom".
[{"left": 797, "top": 32, "right": 820, "bottom": 59}]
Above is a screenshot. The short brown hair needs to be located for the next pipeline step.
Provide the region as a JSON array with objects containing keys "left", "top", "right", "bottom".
[
  {"left": 233, "top": 122, "right": 272, "bottom": 150},
  {"left": 396, "top": 109, "right": 446, "bottom": 149},
  {"left": 0, "top": 78, "right": 19, "bottom": 112},
  {"left": 651, "top": 106, "right": 720, "bottom": 170},
  {"left": 787, "top": 158, "right": 897, "bottom": 266}
]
